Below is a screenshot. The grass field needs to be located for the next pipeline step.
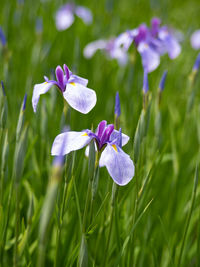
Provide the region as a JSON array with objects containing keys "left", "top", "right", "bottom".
[{"left": 1, "top": 0, "right": 200, "bottom": 266}]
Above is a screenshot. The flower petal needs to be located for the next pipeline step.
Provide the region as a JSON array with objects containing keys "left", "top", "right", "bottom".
[
  {"left": 138, "top": 42, "right": 160, "bottom": 72},
  {"left": 55, "top": 8, "right": 74, "bottom": 31},
  {"left": 32, "top": 82, "right": 54, "bottom": 113},
  {"left": 51, "top": 131, "right": 92, "bottom": 155},
  {"left": 69, "top": 74, "right": 88, "bottom": 86},
  {"left": 83, "top": 40, "right": 107, "bottom": 58},
  {"left": 110, "top": 130, "right": 130, "bottom": 146},
  {"left": 75, "top": 6, "right": 93, "bottom": 25},
  {"left": 99, "top": 144, "right": 135, "bottom": 186},
  {"left": 191, "top": 30, "right": 200, "bottom": 50},
  {"left": 63, "top": 83, "right": 96, "bottom": 114}
]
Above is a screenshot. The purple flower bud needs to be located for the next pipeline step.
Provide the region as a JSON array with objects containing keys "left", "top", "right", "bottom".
[
  {"left": 23, "top": 93, "right": 27, "bottom": 111},
  {"left": 193, "top": 53, "right": 200, "bottom": 72},
  {"left": 0, "top": 27, "right": 6, "bottom": 46},
  {"left": 151, "top": 17, "right": 161, "bottom": 37},
  {"left": 143, "top": 70, "right": 149, "bottom": 94},
  {"left": 159, "top": 70, "right": 167, "bottom": 91},
  {"left": 1, "top": 81, "right": 6, "bottom": 96},
  {"left": 55, "top": 66, "right": 65, "bottom": 91},
  {"left": 114, "top": 91, "right": 121, "bottom": 117}
]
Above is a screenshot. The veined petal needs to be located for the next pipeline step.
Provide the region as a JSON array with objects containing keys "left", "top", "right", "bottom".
[
  {"left": 109, "top": 130, "right": 129, "bottom": 146},
  {"left": 55, "top": 8, "right": 74, "bottom": 31},
  {"left": 51, "top": 131, "right": 92, "bottom": 155},
  {"left": 63, "top": 83, "right": 96, "bottom": 114},
  {"left": 138, "top": 42, "right": 160, "bottom": 73},
  {"left": 75, "top": 6, "right": 93, "bottom": 25},
  {"left": 32, "top": 81, "right": 54, "bottom": 112},
  {"left": 69, "top": 74, "right": 88, "bottom": 86},
  {"left": 99, "top": 144, "right": 134, "bottom": 186}
]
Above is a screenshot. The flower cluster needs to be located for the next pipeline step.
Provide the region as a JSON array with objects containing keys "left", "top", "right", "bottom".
[
  {"left": 32, "top": 64, "right": 135, "bottom": 185},
  {"left": 84, "top": 17, "right": 181, "bottom": 72},
  {"left": 55, "top": 3, "right": 92, "bottom": 31}
]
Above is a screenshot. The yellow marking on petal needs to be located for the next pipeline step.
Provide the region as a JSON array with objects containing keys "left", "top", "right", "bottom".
[
  {"left": 70, "top": 82, "right": 76, "bottom": 86},
  {"left": 82, "top": 133, "right": 88, "bottom": 136},
  {"left": 44, "top": 82, "right": 48, "bottom": 84},
  {"left": 112, "top": 144, "right": 118, "bottom": 152}
]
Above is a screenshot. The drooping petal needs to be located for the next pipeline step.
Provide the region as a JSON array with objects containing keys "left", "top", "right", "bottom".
[
  {"left": 51, "top": 131, "right": 92, "bottom": 155},
  {"left": 55, "top": 7, "right": 75, "bottom": 31},
  {"left": 158, "top": 29, "right": 181, "bottom": 59},
  {"left": 165, "top": 35, "right": 181, "bottom": 59},
  {"left": 83, "top": 40, "right": 107, "bottom": 58},
  {"left": 68, "top": 74, "right": 88, "bottom": 86},
  {"left": 109, "top": 130, "right": 129, "bottom": 146},
  {"left": 109, "top": 47, "right": 128, "bottom": 66},
  {"left": 191, "top": 30, "right": 200, "bottom": 50},
  {"left": 115, "top": 32, "right": 133, "bottom": 51},
  {"left": 99, "top": 144, "right": 135, "bottom": 186},
  {"left": 32, "top": 81, "right": 54, "bottom": 112},
  {"left": 63, "top": 82, "right": 96, "bottom": 114},
  {"left": 75, "top": 6, "right": 93, "bottom": 25},
  {"left": 138, "top": 42, "right": 160, "bottom": 73}
]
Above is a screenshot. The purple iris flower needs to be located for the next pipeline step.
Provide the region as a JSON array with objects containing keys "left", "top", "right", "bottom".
[
  {"left": 55, "top": 3, "right": 92, "bottom": 31},
  {"left": 32, "top": 64, "right": 97, "bottom": 114},
  {"left": 83, "top": 32, "right": 133, "bottom": 66},
  {"left": 51, "top": 120, "right": 135, "bottom": 186},
  {"left": 133, "top": 18, "right": 181, "bottom": 72},
  {"left": 190, "top": 30, "right": 200, "bottom": 50}
]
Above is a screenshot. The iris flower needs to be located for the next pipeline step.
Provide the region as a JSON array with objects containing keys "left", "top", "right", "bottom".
[
  {"left": 55, "top": 3, "right": 92, "bottom": 31},
  {"left": 32, "top": 64, "right": 97, "bottom": 114},
  {"left": 83, "top": 35, "right": 130, "bottom": 66},
  {"left": 51, "top": 120, "right": 135, "bottom": 186},
  {"left": 83, "top": 17, "right": 181, "bottom": 72}
]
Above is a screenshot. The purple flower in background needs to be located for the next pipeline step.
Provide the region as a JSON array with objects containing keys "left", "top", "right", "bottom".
[
  {"left": 84, "top": 17, "right": 181, "bottom": 70},
  {"left": 32, "top": 64, "right": 97, "bottom": 114},
  {"left": 83, "top": 31, "right": 133, "bottom": 65},
  {"left": 0, "top": 27, "right": 6, "bottom": 47},
  {"left": 51, "top": 120, "right": 135, "bottom": 185},
  {"left": 190, "top": 30, "right": 200, "bottom": 50},
  {"left": 55, "top": 3, "right": 92, "bottom": 31},
  {"left": 133, "top": 18, "right": 181, "bottom": 72}
]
